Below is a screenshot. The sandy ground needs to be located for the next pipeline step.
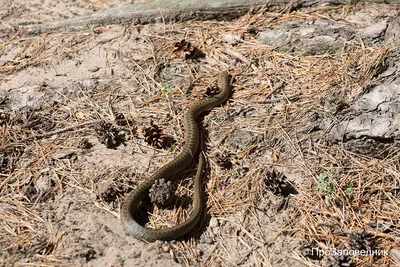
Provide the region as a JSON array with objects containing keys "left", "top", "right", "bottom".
[{"left": 1, "top": 1, "right": 400, "bottom": 267}]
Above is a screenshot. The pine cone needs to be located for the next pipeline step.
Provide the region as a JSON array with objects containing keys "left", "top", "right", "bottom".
[
  {"left": 325, "top": 244, "right": 353, "bottom": 267},
  {"left": 0, "top": 152, "right": 10, "bottom": 174},
  {"left": 77, "top": 138, "right": 93, "bottom": 149},
  {"left": 264, "top": 169, "right": 297, "bottom": 196},
  {"left": 0, "top": 110, "right": 10, "bottom": 126},
  {"left": 143, "top": 122, "right": 173, "bottom": 149},
  {"left": 214, "top": 152, "right": 232, "bottom": 169},
  {"left": 173, "top": 40, "right": 204, "bottom": 60},
  {"left": 347, "top": 230, "right": 375, "bottom": 251},
  {"left": 148, "top": 178, "right": 175, "bottom": 207},
  {"left": 114, "top": 112, "right": 136, "bottom": 129},
  {"left": 94, "top": 122, "right": 124, "bottom": 148}
]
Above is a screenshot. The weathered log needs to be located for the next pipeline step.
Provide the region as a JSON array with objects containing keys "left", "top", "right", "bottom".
[{"left": 16, "top": 0, "right": 399, "bottom": 34}]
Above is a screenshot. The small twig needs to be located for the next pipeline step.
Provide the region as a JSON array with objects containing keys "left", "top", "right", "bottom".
[
  {"left": 258, "top": 92, "right": 302, "bottom": 104},
  {"left": 0, "top": 119, "right": 102, "bottom": 150},
  {"left": 219, "top": 48, "right": 250, "bottom": 64},
  {"left": 264, "top": 79, "right": 286, "bottom": 99}
]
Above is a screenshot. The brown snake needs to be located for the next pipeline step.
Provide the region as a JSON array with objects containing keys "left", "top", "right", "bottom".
[{"left": 121, "top": 71, "right": 230, "bottom": 242}]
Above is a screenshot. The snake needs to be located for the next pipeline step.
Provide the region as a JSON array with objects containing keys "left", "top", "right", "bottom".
[{"left": 121, "top": 71, "right": 230, "bottom": 242}]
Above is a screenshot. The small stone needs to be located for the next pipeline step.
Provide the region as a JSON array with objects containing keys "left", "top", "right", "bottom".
[
  {"left": 35, "top": 174, "right": 52, "bottom": 193},
  {"left": 88, "top": 66, "right": 100, "bottom": 72},
  {"left": 209, "top": 217, "right": 219, "bottom": 228},
  {"left": 161, "top": 245, "right": 170, "bottom": 253},
  {"left": 223, "top": 33, "right": 242, "bottom": 45},
  {"left": 200, "top": 235, "right": 213, "bottom": 244},
  {"left": 52, "top": 150, "right": 75, "bottom": 160},
  {"left": 212, "top": 227, "right": 220, "bottom": 235},
  {"left": 206, "top": 37, "right": 214, "bottom": 45},
  {"left": 359, "top": 21, "right": 387, "bottom": 39}
]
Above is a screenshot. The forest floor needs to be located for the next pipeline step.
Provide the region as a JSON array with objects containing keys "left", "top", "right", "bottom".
[{"left": 1, "top": 1, "right": 400, "bottom": 266}]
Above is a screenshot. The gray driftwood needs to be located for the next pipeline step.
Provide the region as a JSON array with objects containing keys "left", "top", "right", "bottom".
[{"left": 16, "top": 0, "right": 398, "bottom": 34}]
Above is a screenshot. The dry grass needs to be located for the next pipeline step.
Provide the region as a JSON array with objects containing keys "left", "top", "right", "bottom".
[{"left": 0, "top": 2, "right": 399, "bottom": 266}]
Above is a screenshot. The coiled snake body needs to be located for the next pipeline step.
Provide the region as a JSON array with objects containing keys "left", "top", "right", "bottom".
[{"left": 121, "top": 71, "right": 230, "bottom": 242}]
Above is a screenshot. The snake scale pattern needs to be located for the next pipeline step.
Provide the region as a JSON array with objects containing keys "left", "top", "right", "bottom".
[{"left": 121, "top": 71, "right": 231, "bottom": 242}]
